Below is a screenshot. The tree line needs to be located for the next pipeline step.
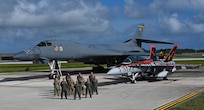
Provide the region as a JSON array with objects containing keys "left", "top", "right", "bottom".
[{"left": 158, "top": 48, "right": 204, "bottom": 54}]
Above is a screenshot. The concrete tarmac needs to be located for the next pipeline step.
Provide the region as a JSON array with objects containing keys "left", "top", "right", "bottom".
[{"left": 0, "top": 67, "right": 204, "bottom": 110}]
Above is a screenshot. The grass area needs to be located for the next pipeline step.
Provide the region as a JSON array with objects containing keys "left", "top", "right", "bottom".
[
  {"left": 170, "top": 92, "right": 204, "bottom": 110},
  {"left": 0, "top": 60, "right": 202, "bottom": 72},
  {"left": 174, "top": 56, "right": 204, "bottom": 58},
  {"left": 175, "top": 60, "right": 204, "bottom": 66},
  {"left": 169, "top": 60, "right": 204, "bottom": 110},
  {"left": 0, "top": 62, "right": 97, "bottom": 73}
]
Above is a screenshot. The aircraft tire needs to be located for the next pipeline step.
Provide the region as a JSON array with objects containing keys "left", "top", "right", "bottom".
[
  {"left": 130, "top": 80, "right": 137, "bottom": 84},
  {"left": 48, "top": 74, "right": 54, "bottom": 79},
  {"left": 92, "top": 66, "right": 105, "bottom": 73},
  {"left": 163, "top": 77, "right": 168, "bottom": 80}
]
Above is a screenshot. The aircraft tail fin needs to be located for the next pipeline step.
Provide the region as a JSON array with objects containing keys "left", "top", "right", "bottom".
[
  {"left": 164, "top": 44, "right": 178, "bottom": 62},
  {"left": 124, "top": 24, "right": 173, "bottom": 47},
  {"left": 150, "top": 45, "right": 157, "bottom": 61},
  {"left": 123, "top": 24, "right": 144, "bottom": 45},
  {"left": 135, "top": 24, "right": 144, "bottom": 39}
]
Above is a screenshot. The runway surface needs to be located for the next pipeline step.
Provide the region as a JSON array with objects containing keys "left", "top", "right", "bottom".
[{"left": 0, "top": 67, "right": 204, "bottom": 110}]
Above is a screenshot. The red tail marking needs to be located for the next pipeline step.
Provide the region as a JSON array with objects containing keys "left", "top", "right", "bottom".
[
  {"left": 150, "top": 45, "right": 157, "bottom": 61},
  {"left": 164, "top": 44, "right": 178, "bottom": 62}
]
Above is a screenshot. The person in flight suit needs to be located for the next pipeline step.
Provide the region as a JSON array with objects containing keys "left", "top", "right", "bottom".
[
  {"left": 53, "top": 75, "right": 60, "bottom": 96},
  {"left": 60, "top": 78, "right": 67, "bottom": 99},
  {"left": 85, "top": 78, "right": 92, "bottom": 98},
  {"left": 74, "top": 81, "right": 81, "bottom": 100}
]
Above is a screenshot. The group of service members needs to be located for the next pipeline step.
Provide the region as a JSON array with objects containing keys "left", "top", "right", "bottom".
[{"left": 53, "top": 72, "right": 98, "bottom": 100}]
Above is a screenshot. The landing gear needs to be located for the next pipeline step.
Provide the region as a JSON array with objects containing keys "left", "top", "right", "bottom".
[
  {"left": 129, "top": 72, "right": 140, "bottom": 84},
  {"left": 92, "top": 65, "right": 105, "bottom": 72},
  {"left": 48, "top": 73, "right": 55, "bottom": 79},
  {"left": 163, "top": 77, "right": 168, "bottom": 80},
  {"left": 48, "top": 60, "right": 62, "bottom": 79}
]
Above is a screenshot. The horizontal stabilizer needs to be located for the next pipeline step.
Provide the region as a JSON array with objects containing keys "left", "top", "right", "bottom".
[{"left": 136, "top": 38, "right": 173, "bottom": 44}]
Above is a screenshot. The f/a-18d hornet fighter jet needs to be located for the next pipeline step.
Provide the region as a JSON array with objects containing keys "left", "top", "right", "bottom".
[
  {"left": 14, "top": 24, "right": 172, "bottom": 77},
  {"left": 107, "top": 44, "right": 200, "bottom": 83}
]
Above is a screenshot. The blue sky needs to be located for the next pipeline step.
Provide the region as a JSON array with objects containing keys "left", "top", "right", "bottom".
[{"left": 0, "top": 0, "right": 204, "bottom": 53}]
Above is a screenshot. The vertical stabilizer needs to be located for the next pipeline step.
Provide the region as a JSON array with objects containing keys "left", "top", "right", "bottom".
[
  {"left": 124, "top": 23, "right": 172, "bottom": 47},
  {"left": 135, "top": 24, "right": 144, "bottom": 38},
  {"left": 164, "top": 44, "right": 178, "bottom": 62},
  {"left": 123, "top": 24, "right": 144, "bottom": 47},
  {"left": 150, "top": 45, "right": 157, "bottom": 61},
  {"left": 135, "top": 24, "right": 144, "bottom": 47}
]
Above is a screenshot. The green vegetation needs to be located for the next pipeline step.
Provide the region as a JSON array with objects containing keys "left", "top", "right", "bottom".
[
  {"left": 156, "top": 48, "right": 204, "bottom": 54},
  {"left": 0, "top": 62, "right": 97, "bottom": 73},
  {"left": 170, "top": 92, "right": 204, "bottom": 110},
  {"left": 0, "top": 64, "right": 48, "bottom": 72},
  {"left": 168, "top": 60, "right": 204, "bottom": 110},
  {"left": 174, "top": 56, "right": 204, "bottom": 58},
  {"left": 0, "top": 60, "right": 203, "bottom": 73},
  {"left": 175, "top": 60, "right": 204, "bottom": 66}
]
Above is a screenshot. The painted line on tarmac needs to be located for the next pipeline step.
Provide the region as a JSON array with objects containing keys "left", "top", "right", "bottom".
[
  {"left": 154, "top": 88, "right": 204, "bottom": 110},
  {"left": 0, "top": 78, "right": 50, "bottom": 88}
]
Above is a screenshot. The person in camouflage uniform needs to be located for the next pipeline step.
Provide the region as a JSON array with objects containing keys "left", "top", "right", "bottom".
[
  {"left": 53, "top": 75, "right": 60, "bottom": 96},
  {"left": 77, "top": 72, "right": 85, "bottom": 95},
  {"left": 93, "top": 76, "right": 98, "bottom": 95},
  {"left": 65, "top": 73, "right": 74, "bottom": 96},
  {"left": 89, "top": 72, "right": 95, "bottom": 94}
]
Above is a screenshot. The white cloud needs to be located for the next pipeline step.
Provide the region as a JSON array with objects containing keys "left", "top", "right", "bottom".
[
  {"left": 0, "top": 0, "right": 112, "bottom": 38},
  {"left": 159, "top": 13, "right": 185, "bottom": 33},
  {"left": 150, "top": 0, "right": 204, "bottom": 13},
  {"left": 190, "top": 24, "right": 204, "bottom": 33},
  {"left": 124, "top": 0, "right": 153, "bottom": 18},
  {"left": 1, "top": 0, "right": 204, "bottom": 52}
]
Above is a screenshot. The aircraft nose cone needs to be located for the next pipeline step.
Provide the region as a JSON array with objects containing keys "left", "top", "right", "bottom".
[
  {"left": 13, "top": 51, "right": 27, "bottom": 60},
  {"left": 13, "top": 50, "right": 37, "bottom": 61},
  {"left": 107, "top": 68, "right": 121, "bottom": 75}
]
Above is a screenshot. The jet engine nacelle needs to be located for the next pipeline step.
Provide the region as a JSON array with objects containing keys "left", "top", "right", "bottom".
[{"left": 157, "top": 70, "right": 168, "bottom": 78}]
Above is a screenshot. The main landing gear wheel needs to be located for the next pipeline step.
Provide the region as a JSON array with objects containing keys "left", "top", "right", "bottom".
[
  {"left": 163, "top": 77, "right": 168, "bottom": 80},
  {"left": 131, "top": 80, "right": 137, "bottom": 84},
  {"left": 48, "top": 73, "right": 55, "bottom": 79},
  {"left": 92, "top": 66, "right": 105, "bottom": 72},
  {"left": 130, "top": 72, "right": 140, "bottom": 84}
]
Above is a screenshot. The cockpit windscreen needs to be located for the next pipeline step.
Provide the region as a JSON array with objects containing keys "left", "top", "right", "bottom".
[
  {"left": 122, "top": 55, "right": 147, "bottom": 64},
  {"left": 37, "top": 41, "right": 52, "bottom": 47}
]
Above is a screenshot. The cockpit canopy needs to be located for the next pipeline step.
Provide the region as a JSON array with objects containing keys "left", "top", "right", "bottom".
[
  {"left": 37, "top": 41, "right": 52, "bottom": 47},
  {"left": 122, "top": 55, "right": 147, "bottom": 64}
]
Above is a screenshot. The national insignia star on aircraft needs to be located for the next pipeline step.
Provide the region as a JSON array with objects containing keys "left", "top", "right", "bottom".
[
  {"left": 107, "top": 44, "right": 200, "bottom": 83},
  {"left": 14, "top": 24, "right": 173, "bottom": 78}
]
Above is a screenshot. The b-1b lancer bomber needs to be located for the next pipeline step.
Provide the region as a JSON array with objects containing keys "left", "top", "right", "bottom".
[{"left": 14, "top": 24, "right": 172, "bottom": 78}]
